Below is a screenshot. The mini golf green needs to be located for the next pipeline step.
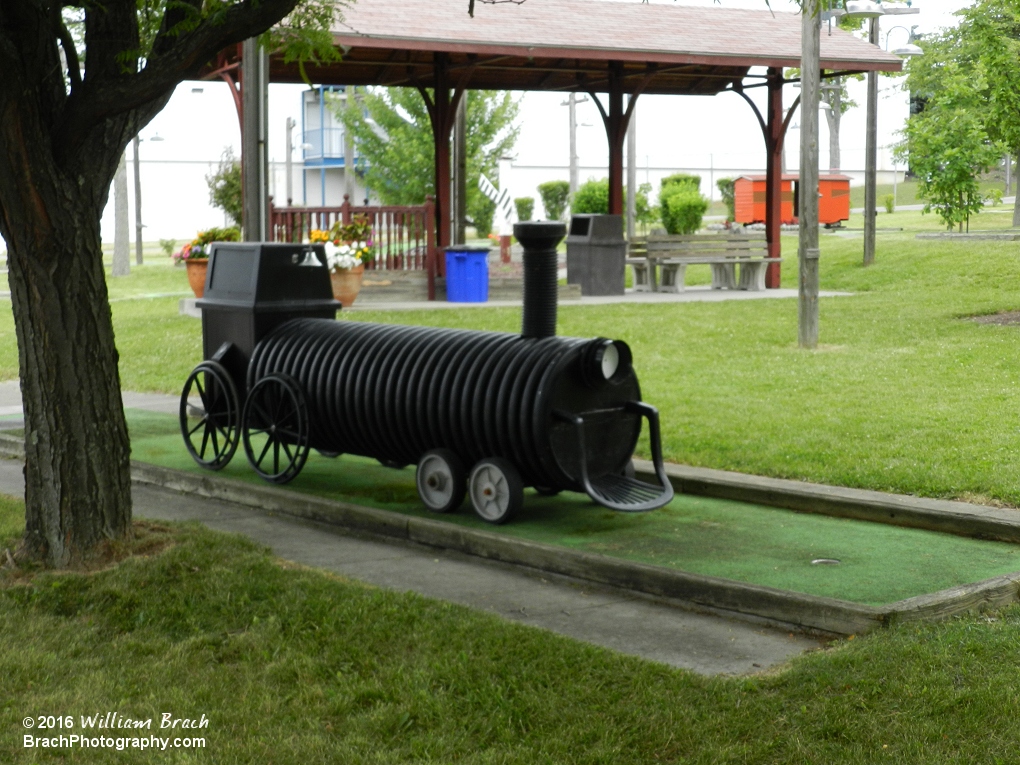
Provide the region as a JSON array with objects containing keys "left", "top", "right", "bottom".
[{"left": 129, "top": 409, "right": 1020, "bottom": 607}]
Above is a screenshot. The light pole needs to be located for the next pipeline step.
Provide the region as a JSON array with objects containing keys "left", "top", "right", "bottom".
[
  {"left": 133, "top": 133, "right": 163, "bottom": 265},
  {"left": 845, "top": 3, "right": 919, "bottom": 267},
  {"left": 561, "top": 93, "right": 590, "bottom": 195}
]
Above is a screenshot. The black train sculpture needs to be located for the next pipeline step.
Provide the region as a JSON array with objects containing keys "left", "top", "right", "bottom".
[{"left": 179, "top": 221, "right": 673, "bottom": 523}]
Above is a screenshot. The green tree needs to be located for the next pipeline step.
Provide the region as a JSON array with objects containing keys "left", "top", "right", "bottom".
[
  {"left": 335, "top": 88, "right": 519, "bottom": 237},
  {"left": 0, "top": 1, "right": 340, "bottom": 566},
  {"left": 206, "top": 148, "right": 243, "bottom": 226},
  {"left": 897, "top": 74, "right": 1001, "bottom": 231},
  {"left": 537, "top": 180, "right": 570, "bottom": 220},
  {"left": 514, "top": 197, "right": 534, "bottom": 222},
  {"left": 960, "top": 0, "right": 1020, "bottom": 225}
]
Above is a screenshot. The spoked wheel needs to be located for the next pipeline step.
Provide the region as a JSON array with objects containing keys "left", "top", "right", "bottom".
[
  {"left": 179, "top": 360, "right": 240, "bottom": 470},
  {"left": 416, "top": 449, "right": 467, "bottom": 513},
  {"left": 468, "top": 457, "right": 524, "bottom": 525},
  {"left": 242, "top": 373, "right": 310, "bottom": 484}
]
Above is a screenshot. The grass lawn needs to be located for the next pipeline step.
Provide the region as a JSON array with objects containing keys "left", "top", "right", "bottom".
[
  {"left": 5, "top": 492, "right": 1020, "bottom": 763},
  {"left": 9, "top": 223, "right": 1020, "bottom": 760}
]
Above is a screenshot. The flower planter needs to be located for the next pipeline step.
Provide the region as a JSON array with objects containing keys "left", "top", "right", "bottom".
[
  {"left": 185, "top": 258, "right": 209, "bottom": 298},
  {"left": 330, "top": 264, "right": 365, "bottom": 308}
]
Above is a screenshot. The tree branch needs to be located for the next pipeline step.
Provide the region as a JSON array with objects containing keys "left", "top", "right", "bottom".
[{"left": 56, "top": 0, "right": 300, "bottom": 158}]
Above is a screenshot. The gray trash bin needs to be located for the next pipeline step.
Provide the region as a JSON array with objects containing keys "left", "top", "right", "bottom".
[{"left": 565, "top": 214, "right": 626, "bottom": 296}]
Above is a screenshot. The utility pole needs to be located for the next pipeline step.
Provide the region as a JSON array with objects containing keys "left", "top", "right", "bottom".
[
  {"left": 285, "top": 117, "right": 295, "bottom": 206},
  {"left": 799, "top": 0, "right": 820, "bottom": 349},
  {"left": 113, "top": 152, "right": 130, "bottom": 277},
  {"left": 626, "top": 97, "right": 637, "bottom": 240},
  {"left": 133, "top": 135, "right": 143, "bottom": 265}
]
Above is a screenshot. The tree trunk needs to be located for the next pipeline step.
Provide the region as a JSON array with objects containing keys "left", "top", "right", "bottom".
[
  {"left": 824, "top": 82, "right": 841, "bottom": 173},
  {"left": 0, "top": 127, "right": 133, "bottom": 568}
]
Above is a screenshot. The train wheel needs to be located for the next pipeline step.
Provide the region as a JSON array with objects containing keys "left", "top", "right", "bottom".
[
  {"left": 416, "top": 449, "right": 466, "bottom": 513},
  {"left": 468, "top": 458, "right": 523, "bottom": 524},
  {"left": 242, "top": 373, "right": 310, "bottom": 484},
  {"left": 179, "top": 360, "right": 240, "bottom": 471}
]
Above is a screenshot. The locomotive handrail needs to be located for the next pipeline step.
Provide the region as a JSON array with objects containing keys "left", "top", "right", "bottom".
[{"left": 553, "top": 402, "right": 674, "bottom": 513}]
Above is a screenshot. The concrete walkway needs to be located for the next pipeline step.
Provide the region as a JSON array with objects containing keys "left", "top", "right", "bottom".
[{"left": 0, "top": 380, "right": 824, "bottom": 675}]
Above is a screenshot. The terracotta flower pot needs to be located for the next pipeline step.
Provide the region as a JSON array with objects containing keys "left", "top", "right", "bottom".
[
  {"left": 185, "top": 258, "right": 209, "bottom": 298},
  {"left": 330, "top": 264, "right": 365, "bottom": 308}
]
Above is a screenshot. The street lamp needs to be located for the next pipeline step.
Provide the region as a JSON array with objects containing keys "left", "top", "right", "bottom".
[
  {"left": 844, "top": 1, "right": 919, "bottom": 267},
  {"left": 133, "top": 133, "right": 163, "bottom": 265}
]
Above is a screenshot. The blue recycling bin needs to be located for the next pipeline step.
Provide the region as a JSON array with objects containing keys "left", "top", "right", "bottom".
[{"left": 444, "top": 246, "right": 490, "bottom": 302}]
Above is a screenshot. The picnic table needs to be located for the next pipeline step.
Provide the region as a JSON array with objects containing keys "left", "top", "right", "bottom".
[{"left": 627, "top": 233, "right": 781, "bottom": 292}]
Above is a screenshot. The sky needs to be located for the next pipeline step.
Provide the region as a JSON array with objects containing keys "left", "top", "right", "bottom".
[{"left": 99, "top": 0, "right": 973, "bottom": 244}]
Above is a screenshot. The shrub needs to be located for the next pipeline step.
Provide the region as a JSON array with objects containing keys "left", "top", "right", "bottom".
[
  {"left": 883, "top": 194, "right": 895, "bottom": 214},
  {"left": 514, "top": 196, "right": 534, "bottom": 222},
  {"left": 571, "top": 178, "right": 609, "bottom": 214},
  {"left": 205, "top": 148, "right": 242, "bottom": 225},
  {"left": 660, "top": 173, "right": 701, "bottom": 194},
  {"left": 987, "top": 188, "right": 1004, "bottom": 206},
  {"left": 660, "top": 187, "right": 709, "bottom": 235},
  {"left": 537, "top": 180, "right": 570, "bottom": 220},
  {"left": 469, "top": 198, "right": 495, "bottom": 239},
  {"left": 716, "top": 178, "right": 736, "bottom": 221}
]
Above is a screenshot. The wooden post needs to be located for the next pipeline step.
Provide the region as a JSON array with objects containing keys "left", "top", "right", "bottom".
[
  {"left": 453, "top": 96, "right": 467, "bottom": 244},
  {"left": 765, "top": 69, "right": 784, "bottom": 288},
  {"left": 626, "top": 96, "right": 637, "bottom": 240},
  {"left": 425, "top": 195, "right": 437, "bottom": 300},
  {"left": 799, "top": 0, "right": 820, "bottom": 349},
  {"left": 863, "top": 16, "right": 879, "bottom": 267}
]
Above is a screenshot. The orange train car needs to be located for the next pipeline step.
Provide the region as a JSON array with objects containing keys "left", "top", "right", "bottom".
[{"left": 733, "top": 174, "right": 851, "bottom": 227}]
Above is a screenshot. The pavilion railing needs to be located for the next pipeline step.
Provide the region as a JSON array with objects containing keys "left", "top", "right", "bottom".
[{"left": 268, "top": 195, "right": 440, "bottom": 299}]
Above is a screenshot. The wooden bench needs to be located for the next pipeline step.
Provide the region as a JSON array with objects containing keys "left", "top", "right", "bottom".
[{"left": 628, "top": 234, "right": 780, "bottom": 292}]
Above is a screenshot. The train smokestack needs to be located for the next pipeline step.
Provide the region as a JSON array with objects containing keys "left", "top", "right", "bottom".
[{"left": 514, "top": 221, "right": 566, "bottom": 339}]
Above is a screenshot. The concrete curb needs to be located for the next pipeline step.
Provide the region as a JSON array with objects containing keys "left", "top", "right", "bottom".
[
  {"left": 915, "top": 232, "right": 1020, "bottom": 241},
  {"left": 3, "top": 434, "right": 1018, "bottom": 635}
]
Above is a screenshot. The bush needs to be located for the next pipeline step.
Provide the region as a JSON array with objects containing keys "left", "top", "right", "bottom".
[
  {"left": 469, "top": 198, "right": 495, "bottom": 238},
  {"left": 660, "top": 188, "right": 709, "bottom": 235},
  {"left": 571, "top": 178, "right": 609, "bottom": 214},
  {"left": 537, "top": 180, "right": 570, "bottom": 220},
  {"left": 883, "top": 194, "right": 895, "bottom": 214},
  {"left": 987, "top": 188, "right": 1004, "bottom": 206},
  {"left": 514, "top": 196, "right": 534, "bottom": 222},
  {"left": 206, "top": 148, "right": 242, "bottom": 225},
  {"left": 660, "top": 173, "right": 701, "bottom": 194},
  {"left": 716, "top": 178, "right": 736, "bottom": 221}
]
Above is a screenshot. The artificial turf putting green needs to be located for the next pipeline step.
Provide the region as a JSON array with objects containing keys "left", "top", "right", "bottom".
[{"left": 128, "top": 408, "right": 1020, "bottom": 607}]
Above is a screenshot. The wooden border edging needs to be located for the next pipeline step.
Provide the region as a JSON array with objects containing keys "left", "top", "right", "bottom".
[
  {"left": 633, "top": 459, "right": 1020, "bottom": 543},
  {"left": 126, "top": 460, "right": 1019, "bottom": 636},
  {"left": 2, "top": 435, "right": 1018, "bottom": 635}
]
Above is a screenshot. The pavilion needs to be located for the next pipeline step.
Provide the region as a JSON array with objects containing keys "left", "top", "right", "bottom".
[{"left": 209, "top": 0, "right": 902, "bottom": 287}]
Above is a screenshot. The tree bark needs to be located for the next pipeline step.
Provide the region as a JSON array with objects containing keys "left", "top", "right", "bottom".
[
  {"left": 1, "top": 147, "right": 133, "bottom": 567},
  {"left": 0, "top": 0, "right": 302, "bottom": 567}
]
